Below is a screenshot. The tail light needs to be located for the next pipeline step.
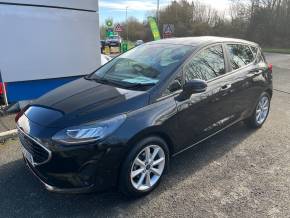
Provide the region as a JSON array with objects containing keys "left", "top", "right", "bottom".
[
  {"left": 268, "top": 64, "right": 273, "bottom": 73},
  {"left": 0, "top": 82, "right": 5, "bottom": 95}
]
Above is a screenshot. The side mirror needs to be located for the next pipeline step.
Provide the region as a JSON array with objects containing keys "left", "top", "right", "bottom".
[
  {"left": 183, "top": 79, "right": 207, "bottom": 94},
  {"left": 168, "top": 80, "right": 182, "bottom": 93},
  {"left": 178, "top": 79, "right": 207, "bottom": 100}
]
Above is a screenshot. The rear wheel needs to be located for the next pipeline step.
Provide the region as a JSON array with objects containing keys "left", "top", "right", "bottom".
[
  {"left": 119, "top": 136, "right": 169, "bottom": 198},
  {"left": 246, "top": 92, "right": 271, "bottom": 128}
]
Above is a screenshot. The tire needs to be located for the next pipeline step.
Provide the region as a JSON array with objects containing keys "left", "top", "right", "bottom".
[
  {"left": 119, "top": 136, "right": 170, "bottom": 198},
  {"left": 246, "top": 92, "right": 271, "bottom": 128}
]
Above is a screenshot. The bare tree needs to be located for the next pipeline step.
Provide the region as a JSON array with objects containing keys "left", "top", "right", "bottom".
[{"left": 101, "top": 0, "right": 290, "bottom": 48}]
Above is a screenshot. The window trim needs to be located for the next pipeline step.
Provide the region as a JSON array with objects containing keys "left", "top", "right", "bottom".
[{"left": 157, "top": 89, "right": 183, "bottom": 102}]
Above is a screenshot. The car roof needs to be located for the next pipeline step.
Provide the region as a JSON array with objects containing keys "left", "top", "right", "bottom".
[{"left": 147, "top": 36, "right": 259, "bottom": 48}]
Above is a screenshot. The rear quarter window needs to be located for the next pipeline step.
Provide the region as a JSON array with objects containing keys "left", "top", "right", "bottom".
[
  {"left": 250, "top": 46, "right": 258, "bottom": 57},
  {"left": 256, "top": 50, "right": 266, "bottom": 64},
  {"left": 227, "top": 44, "right": 255, "bottom": 70}
]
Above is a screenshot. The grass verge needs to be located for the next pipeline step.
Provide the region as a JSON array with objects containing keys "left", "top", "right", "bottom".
[{"left": 263, "top": 48, "right": 290, "bottom": 54}]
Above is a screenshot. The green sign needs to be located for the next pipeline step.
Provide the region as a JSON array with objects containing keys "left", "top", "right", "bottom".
[
  {"left": 148, "top": 17, "right": 161, "bottom": 40},
  {"left": 106, "top": 20, "right": 113, "bottom": 27}
]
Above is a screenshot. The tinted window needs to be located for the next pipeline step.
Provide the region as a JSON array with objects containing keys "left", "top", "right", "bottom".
[
  {"left": 227, "top": 44, "right": 255, "bottom": 70},
  {"left": 184, "top": 45, "right": 225, "bottom": 81},
  {"left": 89, "top": 44, "right": 194, "bottom": 88},
  {"left": 162, "top": 74, "right": 183, "bottom": 96},
  {"left": 256, "top": 51, "right": 265, "bottom": 63},
  {"left": 251, "top": 46, "right": 258, "bottom": 57}
]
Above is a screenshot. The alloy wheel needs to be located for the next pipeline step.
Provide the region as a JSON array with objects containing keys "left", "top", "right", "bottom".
[
  {"left": 130, "top": 145, "right": 165, "bottom": 191},
  {"left": 256, "top": 95, "right": 270, "bottom": 125}
]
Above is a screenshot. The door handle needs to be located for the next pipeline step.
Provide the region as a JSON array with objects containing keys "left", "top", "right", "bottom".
[
  {"left": 220, "top": 84, "right": 232, "bottom": 91},
  {"left": 250, "top": 69, "right": 263, "bottom": 75}
]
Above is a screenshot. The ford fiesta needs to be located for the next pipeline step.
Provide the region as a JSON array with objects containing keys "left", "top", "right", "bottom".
[{"left": 16, "top": 37, "right": 273, "bottom": 197}]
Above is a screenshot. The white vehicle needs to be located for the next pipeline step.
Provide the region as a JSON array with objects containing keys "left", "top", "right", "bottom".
[
  {"left": 106, "top": 35, "right": 122, "bottom": 46},
  {"left": 101, "top": 54, "right": 112, "bottom": 65},
  {"left": 135, "top": 40, "right": 144, "bottom": 46}
]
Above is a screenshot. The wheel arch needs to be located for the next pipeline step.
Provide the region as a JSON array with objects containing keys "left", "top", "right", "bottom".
[
  {"left": 117, "top": 127, "right": 174, "bottom": 193},
  {"left": 265, "top": 88, "right": 273, "bottom": 99},
  {"left": 248, "top": 88, "right": 272, "bottom": 117},
  {"left": 126, "top": 128, "right": 175, "bottom": 157}
]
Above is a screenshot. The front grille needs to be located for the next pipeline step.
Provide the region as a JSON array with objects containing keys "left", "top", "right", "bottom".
[{"left": 18, "top": 130, "right": 50, "bottom": 165}]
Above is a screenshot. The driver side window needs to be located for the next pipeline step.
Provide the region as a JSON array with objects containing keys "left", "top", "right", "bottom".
[
  {"left": 184, "top": 45, "right": 225, "bottom": 82},
  {"left": 162, "top": 74, "right": 182, "bottom": 97}
]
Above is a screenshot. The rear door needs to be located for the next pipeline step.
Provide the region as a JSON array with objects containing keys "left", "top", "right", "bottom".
[
  {"left": 224, "top": 43, "right": 265, "bottom": 118},
  {"left": 247, "top": 46, "right": 271, "bottom": 106}
]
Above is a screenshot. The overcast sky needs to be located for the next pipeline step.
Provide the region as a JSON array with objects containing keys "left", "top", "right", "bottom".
[{"left": 99, "top": 0, "right": 230, "bottom": 24}]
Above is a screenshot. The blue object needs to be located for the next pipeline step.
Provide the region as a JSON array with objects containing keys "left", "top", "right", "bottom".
[{"left": 6, "top": 76, "right": 82, "bottom": 103}]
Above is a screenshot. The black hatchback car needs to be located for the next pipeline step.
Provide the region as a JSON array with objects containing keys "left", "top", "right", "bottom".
[{"left": 16, "top": 37, "right": 273, "bottom": 197}]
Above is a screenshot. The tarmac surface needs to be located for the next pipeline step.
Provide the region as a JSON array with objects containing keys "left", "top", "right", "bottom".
[
  {"left": 0, "top": 53, "right": 289, "bottom": 218},
  {"left": 0, "top": 114, "right": 15, "bottom": 133}
]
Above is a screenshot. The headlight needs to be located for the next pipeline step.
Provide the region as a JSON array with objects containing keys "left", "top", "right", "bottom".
[{"left": 52, "top": 114, "right": 126, "bottom": 145}]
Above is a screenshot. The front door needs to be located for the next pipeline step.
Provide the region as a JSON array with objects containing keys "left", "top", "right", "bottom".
[{"left": 174, "top": 44, "right": 237, "bottom": 152}]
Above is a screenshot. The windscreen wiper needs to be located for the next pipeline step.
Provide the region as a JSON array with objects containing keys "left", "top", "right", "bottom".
[
  {"left": 86, "top": 76, "right": 156, "bottom": 89},
  {"left": 85, "top": 76, "right": 118, "bottom": 86},
  {"left": 124, "top": 83, "right": 156, "bottom": 89}
]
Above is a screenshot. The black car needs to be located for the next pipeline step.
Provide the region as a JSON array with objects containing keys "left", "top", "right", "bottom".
[
  {"left": 100, "top": 40, "right": 107, "bottom": 53},
  {"left": 16, "top": 37, "right": 273, "bottom": 197}
]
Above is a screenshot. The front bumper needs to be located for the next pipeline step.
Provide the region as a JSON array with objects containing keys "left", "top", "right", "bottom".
[
  {"left": 19, "top": 128, "right": 126, "bottom": 193},
  {"left": 22, "top": 142, "right": 124, "bottom": 193},
  {"left": 24, "top": 157, "right": 95, "bottom": 194},
  {"left": 17, "top": 113, "right": 129, "bottom": 194}
]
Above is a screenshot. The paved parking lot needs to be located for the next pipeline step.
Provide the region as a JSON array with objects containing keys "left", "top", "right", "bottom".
[{"left": 0, "top": 54, "right": 289, "bottom": 218}]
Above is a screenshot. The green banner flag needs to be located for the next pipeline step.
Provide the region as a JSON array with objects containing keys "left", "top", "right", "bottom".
[{"left": 148, "top": 17, "right": 161, "bottom": 41}]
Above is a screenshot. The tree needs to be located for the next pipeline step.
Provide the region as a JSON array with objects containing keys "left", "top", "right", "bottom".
[
  {"left": 100, "top": 0, "right": 290, "bottom": 47},
  {"left": 119, "top": 17, "right": 149, "bottom": 42}
]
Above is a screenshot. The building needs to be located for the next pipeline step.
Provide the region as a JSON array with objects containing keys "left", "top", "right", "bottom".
[{"left": 0, "top": 0, "right": 100, "bottom": 104}]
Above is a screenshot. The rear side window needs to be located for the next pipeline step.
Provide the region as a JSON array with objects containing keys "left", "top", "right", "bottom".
[
  {"left": 250, "top": 46, "right": 258, "bottom": 57},
  {"left": 184, "top": 45, "right": 225, "bottom": 81},
  {"left": 251, "top": 46, "right": 265, "bottom": 63},
  {"left": 256, "top": 50, "right": 266, "bottom": 63},
  {"left": 227, "top": 44, "right": 255, "bottom": 70}
]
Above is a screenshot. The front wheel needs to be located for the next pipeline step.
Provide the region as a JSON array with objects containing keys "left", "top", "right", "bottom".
[
  {"left": 119, "top": 137, "right": 169, "bottom": 198},
  {"left": 246, "top": 92, "right": 271, "bottom": 128}
]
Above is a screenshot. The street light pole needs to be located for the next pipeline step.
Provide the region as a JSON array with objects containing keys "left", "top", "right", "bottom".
[
  {"left": 157, "top": 0, "right": 160, "bottom": 26},
  {"left": 126, "top": 6, "right": 129, "bottom": 41}
]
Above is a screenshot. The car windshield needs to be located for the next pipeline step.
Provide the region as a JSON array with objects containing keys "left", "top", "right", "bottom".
[
  {"left": 109, "top": 36, "right": 119, "bottom": 40},
  {"left": 88, "top": 43, "right": 194, "bottom": 90}
]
